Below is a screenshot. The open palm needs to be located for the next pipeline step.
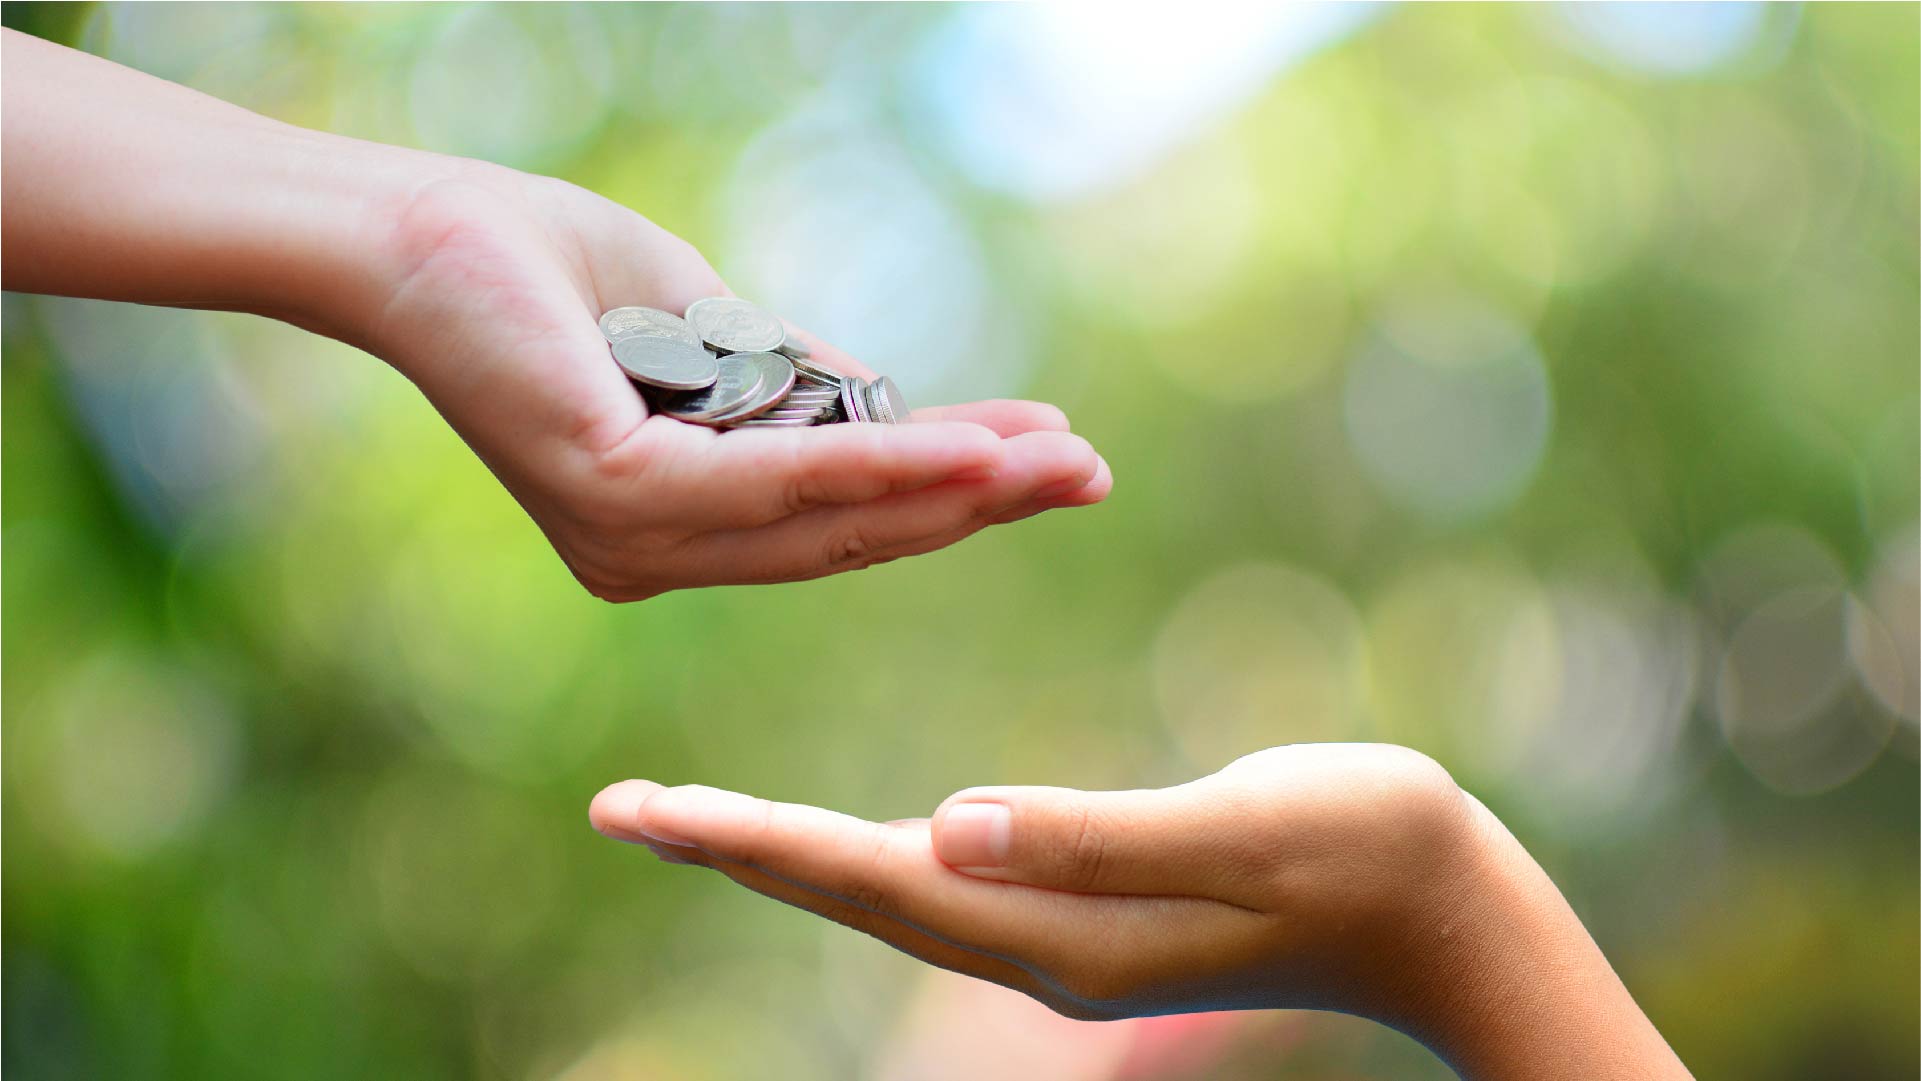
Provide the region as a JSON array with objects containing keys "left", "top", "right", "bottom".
[{"left": 356, "top": 169, "right": 1109, "bottom": 601}]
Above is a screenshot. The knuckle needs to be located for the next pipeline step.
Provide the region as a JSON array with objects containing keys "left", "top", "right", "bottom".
[
  {"left": 724, "top": 795, "right": 780, "bottom": 864},
  {"left": 779, "top": 477, "right": 813, "bottom": 519},
  {"left": 823, "top": 527, "right": 883, "bottom": 569},
  {"left": 1376, "top": 747, "right": 1466, "bottom": 820},
  {"left": 838, "top": 831, "right": 900, "bottom": 918},
  {"left": 1054, "top": 805, "right": 1111, "bottom": 891}
]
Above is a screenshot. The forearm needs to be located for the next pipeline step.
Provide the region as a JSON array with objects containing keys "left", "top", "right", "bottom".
[
  {"left": 1406, "top": 807, "right": 1691, "bottom": 1081},
  {"left": 0, "top": 29, "right": 451, "bottom": 339}
]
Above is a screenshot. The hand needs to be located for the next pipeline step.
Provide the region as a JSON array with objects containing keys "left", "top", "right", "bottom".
[
  {"left": 1, "top": 31, "right": 1110, "bottom": 603},
  {"left": 589, "top": 745, "right": 1692, "bottom": 1080},
  {"left": 351, "top": 170, "right": 1109, "bottom": 601}
]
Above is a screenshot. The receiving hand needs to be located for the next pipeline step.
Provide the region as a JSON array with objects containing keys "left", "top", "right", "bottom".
[{"left": 589, "top": 744, "right": 1692, "bottom": 1080}]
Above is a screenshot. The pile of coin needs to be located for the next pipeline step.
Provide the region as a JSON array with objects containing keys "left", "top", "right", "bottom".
[{"left": 598, "top": 298, "right": 908, "bottom": 429}]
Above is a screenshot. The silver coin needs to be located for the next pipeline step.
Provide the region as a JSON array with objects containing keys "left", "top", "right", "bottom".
[
  {"left": 866, "top": 376, "right": 908, "bottom": 424},
  {"left": 840, "top": 375, "right": 872, "bottom": 423},
  {"left": 705, "top": 352, "right": 797, "bottom": 425},
  {"left": 611, "top": 335, "right": 720, "bottom": 391},
  {"left": 599, "top": 306, "right": 702, "bottom": 348},
  {"left": 775, "top": 337, "right": 813, "bottom": 361},
  {"left": 729, "top": 416, "right": 815, "bottom": 428},
  {"left": 657, "top": 353, "right": 765, "bottom": 422},
  {"left": 777, "top": 389, "right": 841, "bottom": 406},
  {"left": 790, "top": 357, "right": 845, "bottom": 386},
  {"left": 686, "top": 297, "right": 786, "bottom": 353},
  {"left": 758, "top": 407, "right": 827, "bottom": 421},
  {"left": 780, "top": 380, "right": 840, "bottom": 395}
]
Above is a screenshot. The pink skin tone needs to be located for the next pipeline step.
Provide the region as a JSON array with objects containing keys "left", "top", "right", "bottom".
[
  {"left": 590, "top": 744, "right": 1693, "bottom": 1081},
  {"left": 1, "top": 30, "right": 1110, "bottom": 601}
]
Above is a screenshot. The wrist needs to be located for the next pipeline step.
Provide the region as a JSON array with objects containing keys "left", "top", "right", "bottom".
[
  {"left": 229, "top": 124, "right": 478, "bottom": 348},
  {"left": 1387, "top": 799, "right": 1689, "bottom": 1081}
]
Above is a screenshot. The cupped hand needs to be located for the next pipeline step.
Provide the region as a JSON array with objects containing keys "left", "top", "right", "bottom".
[
  {"left": 348, "top": 167, "right": 1108, "bottom": 601},
  {"left": 588, "top": 745, "right": 1500, "bottom": 1025}
]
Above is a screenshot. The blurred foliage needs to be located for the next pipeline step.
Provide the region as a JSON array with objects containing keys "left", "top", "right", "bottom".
[{"left": 3, "top": 4, "right": 1917, "bottom": 1080}]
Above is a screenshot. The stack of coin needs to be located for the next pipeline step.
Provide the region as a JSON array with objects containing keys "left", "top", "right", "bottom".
[{"left": 597, "top": 298, "right": 910, "bottom": 430}]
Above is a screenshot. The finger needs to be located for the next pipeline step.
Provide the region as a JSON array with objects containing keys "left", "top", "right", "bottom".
[
  {"left": 595, "top": 780, "right": 1276, "bottom": 1012},
  {"left": 591, "top": 779, "right": 667, "bottom": 841},
  {"left": 860, "top": 452, "right": 1113, "bottom": 565},
  {"left": 614, "top": 417, "right": 1007, "bottom": 529},
  {"left": 680, "top": 845, "right": 1060, "bottom": 1003},
  {"left": 987, "top": 453, "right": 1113, "bottom": 525},
  {"left": 911, "top": 400, "right": 1072, "bottom": 438},
  {"left": 599, "top": 781, "right": 1090, "bottom": 960},
  {"left": 686, "top": 430, "right": 1099, "bottom": 582},
  {"left": 928, "top": 772, "right": 1272, "bottom": 903},
  {"left": 592, "top": 782, "right": 1054, "bottom": 995}
]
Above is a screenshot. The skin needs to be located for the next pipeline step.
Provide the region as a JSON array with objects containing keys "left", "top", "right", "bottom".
[
  {"left": 589, "top": 744, "right": 1694, "bottom": 1081},
  {"left": 1, "top": 30, "right": 1111, "bottom": 600}
]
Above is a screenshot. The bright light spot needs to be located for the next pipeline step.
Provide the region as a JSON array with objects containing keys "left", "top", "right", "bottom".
[
  {"left": 92, "top": 1, "right": 279, "bottom": 84},
  {"left": 37, "top": 298, "right": 265, "bottom": 531},
  {"left": 917, "top": 4, "right": 1381, "bottom": 201},
  {"left": 408, "top": 5, "right": 609, "bottom": 167},
  {"left": 1054, "top": 132, "right": 1353, "bottom": 403},
  {"left": 1514, "top": 588, "right": 1699, "bottom": 828},
  {"left": 1716, "top": 586, "right": 1892, "bottom": 794},
  {"left": 1152, "top": 564, "right": 1369, "bottom": 770},
  {"left": 1555, "top": 2, "right": 1776, "bottom": 76},
  {"left": 1054, "top": 132, "right": 1265, "bottom": 327},
  {"left": 1342, "top": 292, "right": 1553, "bottom": 521},
  {"left": 721, "top": 103, "right": 1027, "bottom": 403},
  {"left": 1695, "top": 522, "right": 1846, "bottom": 628},
  {"left": 1849, "top": 525, "right": 1919, "bottom": 724},
  {"left": 44, "top": 652, "right": 240, "bottom": 861},
  {"left": 1366, "top": 555, "right": 1557, "bottom": 774},
  {"left": 1512, "top": 77, "right": 1665, "bottom": 285}
]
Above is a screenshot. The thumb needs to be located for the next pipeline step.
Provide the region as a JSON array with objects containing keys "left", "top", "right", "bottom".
[{"left": 929, "top": 777, "right": 1257, "bottom": 898}]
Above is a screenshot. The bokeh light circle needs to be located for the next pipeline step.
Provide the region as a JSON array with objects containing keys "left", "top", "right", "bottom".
[
  {"left": 1715, "top": 585, "right": 1892, "bottom": 794},
  {"left": 41, "top": 651, "right": 241, "bottom": 862},
  {"left": 721, "top": 104, "right": 1027, "bottom": 404},
  {"left": 1342, "top": 292, "right": 1554, "bottom": 521},
  {"left": 1365, "top": 554, "right": 1557, "bottom": 775},
  {"left": 1848, "top": 525, "right": 1919, "bottom": 726},
  {"left": 1151, "top": 563, "right": 1370, "bottom": 768}
]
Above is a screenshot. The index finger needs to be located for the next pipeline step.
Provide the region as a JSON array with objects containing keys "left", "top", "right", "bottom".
[
  {"left": 621, "top": 416, "right": 1007, "bottom": 529},
  {"left": 593, "top": 780, "right": 1076, "bottom": 961}
]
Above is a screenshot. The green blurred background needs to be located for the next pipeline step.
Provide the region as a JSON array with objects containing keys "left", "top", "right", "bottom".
[{"left": 4, "top": 3, "right": 1916, "bottom": 1078}]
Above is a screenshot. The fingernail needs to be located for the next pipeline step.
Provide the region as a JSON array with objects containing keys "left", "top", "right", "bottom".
[
  {"left": 936, "top": 802, "right": 1011, "bottom": 869},
  {"left": 952, "top": 464, "right": 1000, "bottom": 482},
  {"left": 590, "top": 780, "right": 663, "bottom": 845},
  {"left": 635, "top": 783, "right": 760, "bottom": 847}
]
